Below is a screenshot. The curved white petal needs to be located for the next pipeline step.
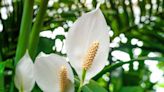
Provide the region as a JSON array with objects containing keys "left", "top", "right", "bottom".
[
  {"left": 14, "top": 52, "right": 35, "bottom": 92},
  {"left": 66, "top": 8, "right": 110, "bottom": 84},
  {"left": 34, "top": 53, "right": 74, "bottom": 92}
]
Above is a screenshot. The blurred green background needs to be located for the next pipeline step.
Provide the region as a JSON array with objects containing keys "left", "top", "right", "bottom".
[{"left": 0, "top": 0, "right": 164, "bottom": 92}]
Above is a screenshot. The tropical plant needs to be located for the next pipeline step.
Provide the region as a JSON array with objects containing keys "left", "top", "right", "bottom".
[{"left": 0, "top": 0, "right": 163, "bottom": 92}]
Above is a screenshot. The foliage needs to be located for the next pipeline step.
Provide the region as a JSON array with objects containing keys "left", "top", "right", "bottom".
[{"left": 0, "top": 0, "right": 163, "bottom": 92}]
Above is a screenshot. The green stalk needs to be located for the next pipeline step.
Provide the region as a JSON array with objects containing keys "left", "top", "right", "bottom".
[
  {"left": 77, "top": 69, "right": 86, "bottom": 92},
  {"left": 15, "top": 0, "right": 34, "bottom": 65},
  {"left": 28, "top": 0, "right": 49, "bottom": 60}
]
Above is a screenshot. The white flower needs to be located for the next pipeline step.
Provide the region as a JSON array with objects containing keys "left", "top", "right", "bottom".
[
  {"left": 66, "top": 8, "right": 110, "bottom": 84},
  {"left": 14, "top": 52, "right": 35, "bottom": 92},
  {"left": 34, "top": 53, "right": 74, "bottom": 92}
]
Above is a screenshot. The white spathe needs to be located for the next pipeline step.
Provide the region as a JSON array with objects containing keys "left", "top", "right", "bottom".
[
  {"left": 14, "top": 52, "right": 35, "bottom": 92},
  {"left": 34, "top": 53, "right": 74, "bottom": 92},
  {"left": 66, "top": 8, "right": 110, "bottom": 84}
]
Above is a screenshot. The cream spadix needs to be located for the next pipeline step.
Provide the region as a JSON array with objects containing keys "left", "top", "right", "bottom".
[
  {"left": 14, "top": 52, "right": 35, "bottom": 92},
  {"left": 34, "top": 53, "right": 74, "bottom": 92},
  {"left": 82, "top": 41, "right": 99, "bottom": 70},
  {"left": 66, "top": 8, "right": 110, "bottom": 84},
  {"left": 59, "top": 65, "right": 68, "bottom": 92}
]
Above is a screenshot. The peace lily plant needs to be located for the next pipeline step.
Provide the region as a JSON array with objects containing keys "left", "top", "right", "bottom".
[
  {"left": 14, "top": 52, "right": 74, "bottom": 92},
  {"left": 66, "top": 7, "right": 109, "bottom": 91},
  {"left": 14, "top": 7, "right": 109, "bottom": 92},
  {"left": 34, "top": 53, "right": 74, "bottom": 92}
]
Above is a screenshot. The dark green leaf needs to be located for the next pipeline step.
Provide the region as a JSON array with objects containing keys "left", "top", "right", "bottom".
[{"left": 37, "top": 37, "right": 55, "bottom": 54}]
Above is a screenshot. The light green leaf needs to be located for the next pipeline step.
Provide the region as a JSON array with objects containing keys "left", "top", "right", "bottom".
[{"left": 82, "top": 80, "right": 108, "bottom": 92}]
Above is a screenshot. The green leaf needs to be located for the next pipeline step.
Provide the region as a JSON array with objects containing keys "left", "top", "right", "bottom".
[
  {"left": 0, "top": 62, "right": 5, "bottom": 76},
  {"left": 32, "top": 85, "right": 42, "bottom": 92},
  {"left": 120, "top": 86, "right": 144, "bottom": 92},
  {"left": 82, "top": 80, "right": 108, "bottom": 92},
  {"left": 4, "top": 59, "right": 13, "bottom": 69},
  {"left": 0, "top": 63, "right": 5, "bottom": 92},
  {"left": 37, "top": 37, "right": 55, "bottom": 54},
  {"left": 94, "top": 57, "right": 164, "bottom": 80}
]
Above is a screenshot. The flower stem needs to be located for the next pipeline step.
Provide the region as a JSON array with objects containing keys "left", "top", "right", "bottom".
[
  {"left": 77, "top": 69, "right": 86, "bottom": 92},
  {"left": 77, "top": 82, "right": 82, "bottom": 92},
  {"left": 28, "top": 0, "right": 49, "bottom": 60},
  {"left": 15, "top": 0, "right": 34, "bottom": 65}
]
